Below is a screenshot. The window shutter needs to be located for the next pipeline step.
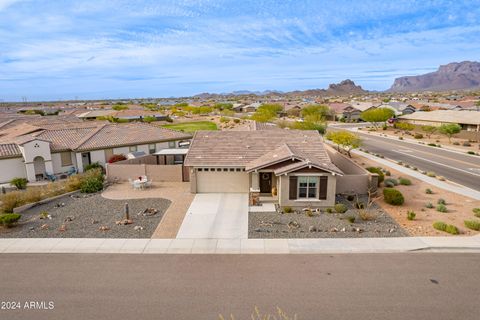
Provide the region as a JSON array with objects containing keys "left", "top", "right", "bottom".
[
  {"left": 289, "top": 176, "right": 297, "bottom": 200},
  {"left": 319, "top": 176, "right": 328, "bottom": 200}
]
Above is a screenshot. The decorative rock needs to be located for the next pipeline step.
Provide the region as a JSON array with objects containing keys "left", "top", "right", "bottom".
[
  {"left": 341, "top": 227, "right": 346, "bottom": 232},
  {"left": 29, "top": 227, "right": 35, "bottom": 231},
  {"left": 99, "top": 226, "right": 110, "bottom": 231},
  {"left": 64, "top": 216, "right": 74, "bottom": 222},
  {"left": 115, "top": 219, "right": 133, "bottom": 225},
  {"left": 330, "top": 227, "right": 338, "bottom": 232},
  {"left": 288, "top": 220, "right": 300, "bottom": 229},
  {"left": 91, "top": 218, "right": 98, "bottom": 224},
  {"left": 309, "top": 226, "right": 317, "bottom": 232},
  {"left": 40, "top": 224, "right": 49, "bottom": 230},
  {"left": 58, "top": 224, "right": 66, "bottom": 232},
  {"left": 138, "top": 208, "right": 158, "bottom": 216},
  {"left": 134, "top": 226, "right": 144, "bottom": 231}
]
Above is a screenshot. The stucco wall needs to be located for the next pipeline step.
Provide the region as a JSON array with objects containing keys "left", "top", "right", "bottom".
[
  {"left": 278, "top": 174, "right": 336, "bottom": 208},
  {"left": 106, "top": 164, "right": 184, "bottom": 182},
  {"left": 0, "top": 157, "right": 27, "bottom": 183},
  {"left": 51, "top": 152, "right": 77, "bottom": 174}
]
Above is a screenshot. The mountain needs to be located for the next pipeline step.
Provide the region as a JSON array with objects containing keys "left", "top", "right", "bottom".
[
  {"left": 389, "top": 61, "right": 480, "bottom": 92},
  {"left": 289, "top": 79, "right": 367, "bottom": 96}
]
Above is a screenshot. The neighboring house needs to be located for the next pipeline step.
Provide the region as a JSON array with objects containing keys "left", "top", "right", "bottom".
[
  {"left": 328, "top": 103, "right": 351, "bottom": 119},
  {"left": 342, "top": 102, "right": 378, "bottom": 122},
  {"left": 241, "top": 102, "right": 262, "bottom": 113},
  {"left": 77, "top": 110, "right": 116, "bottom": 120},
  {"left": 77, "top": 109, "right": 168, "bottom": 122},
  {"left": 0, "top": 122, "right": 191, "bottom": 183},
  {"left": 399, "top": 110, "right": 480, "bottom": 131},
  {"left": 184, "top": 130, "right": 344, "bottom": 208},
  {"left": 379, "top": 102, "right": 416, "bottom": 116}
]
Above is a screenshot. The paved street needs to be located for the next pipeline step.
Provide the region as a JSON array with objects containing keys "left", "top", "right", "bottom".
[
  {"left": 330, "top": 126, "right": 480, "bottom": 190},
  {"left": 0, "top": 253, "right": 479, "bottom": 320}
]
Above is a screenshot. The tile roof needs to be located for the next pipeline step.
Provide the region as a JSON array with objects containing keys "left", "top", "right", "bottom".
[
  {"left": 0, "top": 143, "right": 21, "bottom": 158},
  {"left": 184, "top": 130, "right": 342, "bottom": 175},
  {"left": 399, "top": 110, "right": 480, "bottom": 125}
]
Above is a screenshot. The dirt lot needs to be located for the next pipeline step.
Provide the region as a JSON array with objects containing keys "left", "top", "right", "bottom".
[{"left": 350, "top": 153, "right": 480, "bottom": 236}]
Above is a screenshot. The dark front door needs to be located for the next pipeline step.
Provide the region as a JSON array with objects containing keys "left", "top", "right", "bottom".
[{"left": 259, "top": 172, "right": 272, "bottom": 193}]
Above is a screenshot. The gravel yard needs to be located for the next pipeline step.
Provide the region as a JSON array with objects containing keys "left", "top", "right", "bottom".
[
  {"left": 0, "top": 193, "right": 170, "bottom": 238},
  {"left": 249, "top": 196, "right": 408, "bottom": 239}
]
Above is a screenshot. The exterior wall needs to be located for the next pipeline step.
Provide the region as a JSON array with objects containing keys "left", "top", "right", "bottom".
[
  {"left": 19, "top": 140, "right": 53, "bottom": 182},
  {"left": 51, "top": 152, "right": 77, "bottom": 174},
  {"left": 0, "top": 157, "right": 27, "bottom": 183},
  {"left": 106, "top": 163, "right": 184, "bottom": 182},
  {"left": 278, "top": 173, "right": 336, "bottom": 208},
  {"left": 75, "top": 153, "right": 84, "bottom": 173},
  {"left": 90, "top": 150, "right": 106, "bottom": 165}
]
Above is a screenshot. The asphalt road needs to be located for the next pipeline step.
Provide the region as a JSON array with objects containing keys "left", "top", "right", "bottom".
[
  {"left": 329, "top": 125, "right": 480, "bottom": 190},
  {"left": 1, "top": 253, "right": 479, "bottom": 320}
]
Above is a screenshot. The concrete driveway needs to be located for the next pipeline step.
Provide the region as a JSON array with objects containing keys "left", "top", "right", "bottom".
[{"left": 176, "top": 193, "right": 248, "bottom": 239}]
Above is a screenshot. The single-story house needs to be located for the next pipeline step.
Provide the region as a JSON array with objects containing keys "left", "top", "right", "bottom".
[
  {"left": 184, "top": 130, "right": 344, "bottom": 208},
  {"left": 380, "top": 102, "right": 416, "bottom": 116},
  {"left": 0, "top": 122, "right": 191, "bottom": 183},
  {"left": 342, "top": 102, "right": 378, "bottom": 122},
  {"left": 398, "top": 110, "right": 480, "bottom": 131}
]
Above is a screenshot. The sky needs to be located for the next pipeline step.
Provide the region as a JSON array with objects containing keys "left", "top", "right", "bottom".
[{"left": 1, "top": 0, "right": 480, "bottom": 101}]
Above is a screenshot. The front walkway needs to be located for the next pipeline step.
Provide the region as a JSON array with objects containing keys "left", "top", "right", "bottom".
[
  {"left": 102, "top": 181, "right": 194, "bottom": 238},
  {"left": 176, "top": 193, "right": 248, "bottom": 239},
  {"left": 1, "top": 235, "right": 479, "bottom": 254}
]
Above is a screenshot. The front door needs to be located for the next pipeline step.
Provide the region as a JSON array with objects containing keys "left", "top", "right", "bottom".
[
  {"left": 81, "top": 152, "right": 91, "bottom": 168},
  {"left": 259, "top": 172, "right": 272, "bottom": 193}
]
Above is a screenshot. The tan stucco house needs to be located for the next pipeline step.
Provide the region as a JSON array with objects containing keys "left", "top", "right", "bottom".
[{"left": 184, "top": 130, "right": 344, "bottom": 208}]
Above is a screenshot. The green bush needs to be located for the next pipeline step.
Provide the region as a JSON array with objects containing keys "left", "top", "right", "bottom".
[
  {"left": 426, "top": 202, "right": 434, "bottom": 209},
  {"left": 79, "top": 169, "right": 104, "bottom": 193},
  {"left": 436, "top": 204, "right": 447, "bottom": 213},
  {"left": 347, "top": 216, "right": 355, "bottom": 223},
  {"left": 384, "top": 180, "right": 395, "bottom": 188},
  {"left": 366, "top": 167, "right": 384, "bottom": 186},
  {"left": 326, "top": 208, "right": 333, "bottom": 213},
  {"left": 464, "top": 220, "right": 480, "bottom": 231},
  {"left": 233, "top": 118, "right": 240, "bottom": 124},
  {"left": 467, "top": 151, "right": 475, "bottom": 155},
  {"left": 445, "top": 225, "right": 459, "bottom": 235},
  {"left": 433, "top": 222, "right": 458, "bottom": 235},
  {"left": 398, "top": 178, "right": 411, "bottom": 186},
  {"left": 10, "top": 177, "right": 28, "bottom": 190},
  {"left": 384, "top": 178, "right": 399, "bottom": 186},
  {"left": 0, "top": 213, "right": 21, "bottom": 228},
  {"left": 437, "top": 198, "right": 446, "bottom": 205},
  {"left": 283, "top": 206, "right": 292, "bottom": 214},
  {"left": 414, "top": 133, "right": 423, "bottom": 139},
  {"left": 426, "top": 171, "right": 436, "bottom": 177},
  {"left": 383, "top": 188, "right": 404, "bottom": 205},
  {"left": 473, "top": 208, "right": 480, "bottom": 218},
  {"left": 384, "top": 170, "right": 391, "bottom": 176},
  {"left": 425, "top": 188, "right": 433, "bottom": 194},
  {"left": 334, "top": 203, "right": 348, "bottom": 213},
  {"left": 83, "top": 162, "right": 104, "bottom": 173},
  {"left": 407, "top": 210, "right": 416, "bottom": 221}
]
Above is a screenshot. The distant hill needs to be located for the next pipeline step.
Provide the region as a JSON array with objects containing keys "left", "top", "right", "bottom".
[{"left": 389, "top": 61, "right": 480, "bottom": 92}]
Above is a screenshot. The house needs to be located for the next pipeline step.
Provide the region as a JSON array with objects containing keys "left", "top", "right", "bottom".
[
  {"left": 184, "top": 130, "right": 344, "bottom": 208},
  {"left": 379, "top": 102, "right": 416, "bottom": 116},
  {"left": 0, "top": 122, "right": 191, "bottom": 183},
  {"left": 342, "top": 102, "right": 378, "bottom": 122},
  {"left": 399, "top": 110, "right": 480, "bottom": 132},
  {"left": 241, "top": 102, "right": 262, "bottom": 113}
]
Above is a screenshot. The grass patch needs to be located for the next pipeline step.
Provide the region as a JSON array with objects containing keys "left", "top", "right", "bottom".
[{"left": 162, "top": 121, "right": 217, "bottom": 133}]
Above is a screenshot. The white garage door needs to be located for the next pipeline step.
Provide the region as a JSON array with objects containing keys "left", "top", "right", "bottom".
[{"left": 196, "top": 171, "right": 249, "bottom": 193}]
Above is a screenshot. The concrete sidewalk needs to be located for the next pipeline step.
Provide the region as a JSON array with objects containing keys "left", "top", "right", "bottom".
[{"left": 1, "top": 235, "right": 480, "bottom": 254}]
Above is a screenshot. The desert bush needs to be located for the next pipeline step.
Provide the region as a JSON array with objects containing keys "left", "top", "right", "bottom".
[
  {"left": 326, "top": 208, "right": 333, "bottom": 213},
  {"left": 445, "top": 225, "right": 459, "bottom": 235},
  {"left": 233, "top": 118, "right": 240, "bottom": 124},
  {"left": 384, "top": 180, "right": 395, "bottom": 188},
  {"left": 305, "top": 209, "right": 315, "bottom": 217},
  {"left": 414, "top": 133, "right": 423, "bottom": 139},
  {"left": 384, "top": 170, "right": 391, "bottom": 176},
  {"left": 452, "top": 141, "right": 460, "bottom": 145},
  {"left": 358, "top": 209, "right": 376, "bottom": 221},
  {"left": 22, "top": 188, "right": 42, "bottom": 203},
  {"left": 282, "top": 206, "right": 292, "bottom": 214},
  {"left": 463, "top": 141, "right": 472, "bottom": 147},
  {"left": 0, "top": 191, "right": 23, "bottom": 213},
  {"left": 383, "top": 188, "right": 404, "bottom": 205},
  {"left": 398, "top": 177, "right": 412, "bottom": 185},
  {"left": 346, "top": 216, "right": 355, "bottom": 223},
  {"left": 433, "top": 222, "right": 458, "bottom": 234},
  {"left": 10, "top": 177, "right": 28, "bottom": 190},
  {"left": 366, "top": 167, "right": 384, "bottom": 186},
  {"left": 407, "top": 210, "right": 416, "bottom": 221},
  {"left": 0, "top": 213, "right": 21, "bottom": 227},
  {"left": 437, "top": 198, "right": 446, "bottom": 205},
  {"left": 426, "top": 171, "right": 436, "bottom": 177},
  {"left": 84, "top": 162, "right": 104, "bottom": 173},
  {"left": 219, "top": 116, "right": 230, "bottom": 123},
  {"left": 426, "top": 202, "right": 434, "bottom": 209},
  {"left": 436, "top": 204, "right": 447, "bottom": 213},
  {"left": 334, "top": 203, "right": 348, "bottom": 213},
  {"left": 384, "top": 178, "right": 398, "bottom": 186},
  {"left": 427, "top": 143, "right": 437, "bottom": 147},
  {"left": 65, "top": 174, "right": 83, "bottom": 192},
  {"left": 464, "top": 220, "right": 480, "bottom": 231},
  {"left": 467, "top": 151, "right": 475, "bottom": 155},
  {"left": 79, "top": 169, "right": 104, "bottom": 193},
  {"left": 473, "top": 208, "right": 480, "bottom": 217},
  {"left": 425, "top": 188, "right": 433, "bottom": 194}
]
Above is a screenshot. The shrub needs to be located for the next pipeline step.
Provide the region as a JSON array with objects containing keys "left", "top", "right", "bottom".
[
  {"left": 347, "top": 216, "right": 355, "bottom": 223},
  {"left": 1, "top": 191, "right": 23, "bottom": 213},
  {"left": 346, "top": 195, "right": 355, "bottom": 201},
  {"left": 398, "top": 178, "right": 412, "bottom": 186},
  {"left": 65, "top": 174, "right": 83, "bottom": 192},
  {"left": 10, "top": 177, "right": 28, "bottom": 190},
  {"left": 473, "top": 208, "right": 480, "bottom": 217},
  {"left": 399, "top": 137, "right": 403, "bottom": 140},
  {"left": 384, "top": 170, "right": 391, "bottom": 176},
  {"left": 219, "top": 116, "right": 230, "bottom": 123},
  {"left": 437, "top": 198, "right": 446, "bottom": 205},
  {"left": 108, "top": 154, "right": 127, "bottom": 163},
  {"left": 326, "top": 208, "right": 333, "bottom": 213},
  {"left": 79, "top": 169, "right": 104, "bottom": 193},
  {"left": 384, "top": 180, "right": 395, "bottom": 188},
  {"left": 283, "top": 206, "right": 292, "bottom": 214},
  {"left": 453, "top": 141, "right": 460, "bottom": 145},
  {"left": 426, "top": 202, "right": 434, "bottom": 209},
  {"left": 358, "top": 209, "right": 376, "bottom": 221},
  {"left": 384, "top": 178, "right": 399, "bottom": 186},
  {"left": 467, "top": 151, "right": 475, "bottom": 155},
  {"left": 436, "top": 204, "right": 447, "bottom": 213},
  {"left": 425, "top": 188, "right": 433, "bottom": 194},
  {"left": 426, "top": 171, "right": 436, "bottom": 177},
  {"left": 83, "top": 162, "right": 104, "bottom": 173},
  {"left": 383, "top": 188, "right": 405, "bottom": 205},
  {"left": 0, "top": 213, "right": 21, "bottom": 228},
  {"left": 464, "top": 220, "right": 480, "bottom": 231},
  {"left": 463, "top": 142, "right": 471, "bottom": 147},
  {"left": 414, "top": 133, "right": 423, "bottom": 139},
  {"left": 305, "top": 209, "right": 315, "bottom": 217},
  {"left": 445, "top": 225, "right": 459, "bottom": 235},
  {"left": 366, "top": 167, "right": 384, "bottom": 186},
  {"left": 233, "top": 118, "right": 240, "bottom": 123},
  {"left": 334, "top": 203, "right": 348, "bottom": 213},
  {"left": 433, "top": 221, "right": 447, "bottom": 231},
  {"left": 427, "top": 143, "right": 437, "bottom": 147},
  {"left": 407, "top": 210, "right": 416, "bottom": 221}
]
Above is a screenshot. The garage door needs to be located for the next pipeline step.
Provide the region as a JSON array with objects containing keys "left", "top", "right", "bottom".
[{"left": 196, "top": 171, "right": 249, "bottom": 193}]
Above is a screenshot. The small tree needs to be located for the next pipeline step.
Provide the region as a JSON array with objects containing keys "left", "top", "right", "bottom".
[
  {"left": 251, "top": 104, "right": 282, "bottom": 122},
  {"left": 421, "top": 125, "right": 437, "bottom": 139},
  {"left": 325, "top": 130, "right": 361, "bottom": 157},
  {"left": 360, "top": 108, "right": 394, "bottom": 130},
  {"left": 438, "top": 123, "right": 461, "bottom": 143},
  {"left": 112, "top": 104, "right": 129, "bottom": 111},
  {"left": 301, "top": 104, "right": 332, "bottom": 122},
  {"left": 395, "top": 122, "right": 415, "bottom": 135}
]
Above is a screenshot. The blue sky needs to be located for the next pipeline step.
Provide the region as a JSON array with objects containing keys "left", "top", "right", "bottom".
[{"left": 1, "top": 0, "right": 480, "bottom": 101}]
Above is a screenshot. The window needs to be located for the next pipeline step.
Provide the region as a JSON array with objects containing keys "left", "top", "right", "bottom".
[
  {"left": 148, "top": 144, "right": 156, "bottom": 154},
  {"left": 174, "top": 154, "right": 183, "bottom": 164},
  {"left": 298, "top": 176, "right": 318, "bottom": 199},
  {"left": 168, "top": 141, "right": 176, "bottom": 148},
  {"left": 197, "top": 168, "right": 203, "bottom": 172},
  {"left": 129, "top": 146, "right": 137, "bottom": 152},
  {"left": 60, "top": 152, "right": 72, "bottom": 166}
]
